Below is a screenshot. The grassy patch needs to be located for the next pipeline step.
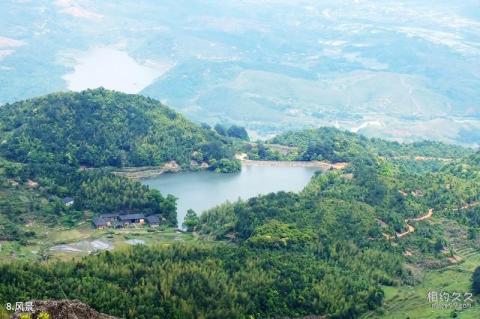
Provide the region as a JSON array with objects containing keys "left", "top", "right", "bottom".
[
  {"left": 364, "top": 252, "right": 480, "bottom": 318},
  {"left": 0, "top": 222, "right": 196, "bottom": 262}
]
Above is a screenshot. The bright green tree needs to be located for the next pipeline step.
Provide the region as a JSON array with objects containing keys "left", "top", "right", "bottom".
[{"left": 183, "top": 209, "right": 200, "bottom": 232}]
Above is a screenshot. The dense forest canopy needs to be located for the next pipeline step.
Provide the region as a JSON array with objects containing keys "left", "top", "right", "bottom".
[
  {"left": 269, "top": 127, "right": 475, "bottom": 163},
  {"left": 0, "top": 243, "right": 401, "bottom": 319},
  {"left": 0, "top": 88, "right": 237, "bottom": 168}
]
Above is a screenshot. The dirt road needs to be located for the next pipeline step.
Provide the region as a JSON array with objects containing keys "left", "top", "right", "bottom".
[{"left": 383, "top": 209, "right": 434, "bottom": 239}]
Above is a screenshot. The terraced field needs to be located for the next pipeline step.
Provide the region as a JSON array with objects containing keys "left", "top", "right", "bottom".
[{"left": 363, "top": 248, "right": 480, "bottom": 318}]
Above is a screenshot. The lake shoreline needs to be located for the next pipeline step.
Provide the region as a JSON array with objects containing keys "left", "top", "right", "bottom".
[
  {"left": 241, "top": 160, "right": 347, "bottom": 170},
  {"left": 113, "top": 167, "right": 184, "bottom": 180},
  {"left": 115, "top": 160, "right": 347, "bottom": 180},
  {"left": 113, "top": 161, "right": 186, "bottom": 180},
  {"left": 142, "top": 165, "right": 322, "bottom": 223}
]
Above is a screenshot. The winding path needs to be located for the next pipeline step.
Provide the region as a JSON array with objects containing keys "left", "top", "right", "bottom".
[
  {"left": 383, "top": 209, "right": 434, "bottom": 240},
  {"left": 452, "top": 201, "right": 480, "bottom": 212},
  {"left": 382, "top": 201, "right": 479, "bottom": 240}
]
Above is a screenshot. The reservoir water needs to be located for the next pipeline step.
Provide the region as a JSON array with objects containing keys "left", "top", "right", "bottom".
[
  {"left": 63, "top": 47, "right": 171, "bottom": 93},
  {"left": 143, "top": 165, "right": 319, "bottom": 224}
]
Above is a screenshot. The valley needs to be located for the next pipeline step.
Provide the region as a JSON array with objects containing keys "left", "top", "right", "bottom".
[
  {"left": 1, "top": 1, "right": 479, "bottom": 318},
  {"left": 0, "top": 90, "right": 478, "bottom": 319}
]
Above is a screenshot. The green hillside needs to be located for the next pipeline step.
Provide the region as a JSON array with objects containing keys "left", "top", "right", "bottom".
[
  {"left": 0, "top": 88, "right": 236, "bottom": 168},
  {"left": 0, "top": 89, "right": 243, "bottom": 241},
  {"left": 269, "top": 127, "right": 475, "bottom": 163},
  {"left": 2, "top": 148, "right": 480, "bottom": 318}
]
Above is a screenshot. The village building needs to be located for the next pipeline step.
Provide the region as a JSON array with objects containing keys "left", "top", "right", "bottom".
[
  {"left": 62, "top": 197, "right": 75, "bottom": 207},
  {"left": 92, "top": 213, "right": 164, "bottom": 229},
  {"left": 92, "top": 217, "right": 108, "bottom": 229},
  {"left": 98, "top": 213, "right": 121, "bottom": 227},
  {"left": 145, "top": 215, "right": 165, "bottom": 227},
  {"left": 119, "top": 214, "right": 145, "bottom": 226}
]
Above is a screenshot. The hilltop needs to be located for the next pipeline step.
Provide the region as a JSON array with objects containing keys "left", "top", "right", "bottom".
[
  {"left": 0, "top": 89, "right": 244, "bottom": 239},
  {"left": 0, "top": 88, "right": 237, "bottom": 169}
]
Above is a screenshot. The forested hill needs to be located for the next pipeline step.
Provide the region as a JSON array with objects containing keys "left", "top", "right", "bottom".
[
  {"left": 1, "top": 133, "right": 480, "bottom": 318},
  {"left": 460, "top": 151, "right": 480, "bottom": 167},
  {"left": 441, "top": 150, "right": 480, "bottom": 179},
  {"left": 269, "top": 127, "right": 475, "bottom": 163},
  {"left": 0, "top": 88, "right": 236, "bottom": 168},
  {"left": 4, "top": 151, "right": 480, "bottom": 318}
]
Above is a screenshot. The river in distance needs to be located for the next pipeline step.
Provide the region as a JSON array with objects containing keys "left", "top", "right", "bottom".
[{"left": 142, "top": 165, "right": 320, "bottom": 224}]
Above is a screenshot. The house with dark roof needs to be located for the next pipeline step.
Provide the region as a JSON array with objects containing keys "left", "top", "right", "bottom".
[
  {"left": 146, "top": 215, "right": 165, "bottom": 227},
  {"left": 92, "top": 217, "right": 108, "bottom": 229},
  {"left": 100, "top": 213, "right": 120, "bottom": 220},
  {"left": 95, "top": 213, "right": 120, "bottom": 227},
  {"left": 119, "top": 214, "right": 145, "bottom": 226},
  {"left": 92, "top": 213, "right": 164, "bottom": 229},
  {"left": 62, "top": 197, "right": 74, "bottom": 207}
]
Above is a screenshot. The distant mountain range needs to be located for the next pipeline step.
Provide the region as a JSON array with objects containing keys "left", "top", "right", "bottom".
[{"left": 1, "top": 0, "right": 479, "bottom": 145}]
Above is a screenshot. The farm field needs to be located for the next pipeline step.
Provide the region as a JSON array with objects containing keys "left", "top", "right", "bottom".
[
  {"left": 0, "top": 223, "right": 195, "bottom": 262},
  {"left": 363, "top": 250, "right": 480, "bottom": 318}
]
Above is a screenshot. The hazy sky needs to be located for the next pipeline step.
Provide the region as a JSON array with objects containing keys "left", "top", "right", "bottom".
[{"left": 1, "top": 0, "right": 479, "bottom": 144}]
